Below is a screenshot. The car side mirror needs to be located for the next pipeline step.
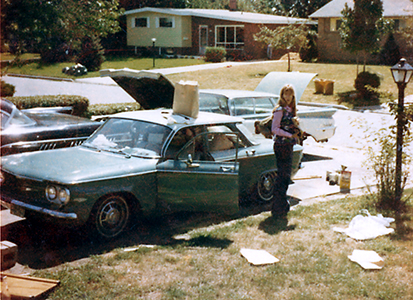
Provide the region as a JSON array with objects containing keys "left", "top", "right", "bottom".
[{"left": 185, "top": 154, "right": 200, "bottom": 168}]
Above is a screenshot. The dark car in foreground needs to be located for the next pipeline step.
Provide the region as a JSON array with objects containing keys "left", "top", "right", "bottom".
[
  {"left": 1, "top": 109, "right": 303, "bottom": 239},
  {"left": 1, "top": 99, "right": 102, "bottom": 156}
]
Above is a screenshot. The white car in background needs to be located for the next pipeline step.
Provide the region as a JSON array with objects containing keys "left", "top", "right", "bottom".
[{"left": 101, "top": 69, "right": 338, "bottom": 143}]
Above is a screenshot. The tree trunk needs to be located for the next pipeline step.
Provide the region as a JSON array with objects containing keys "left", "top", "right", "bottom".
[{"left": 287, "top": 50, "right": 291, "bottom": 72}]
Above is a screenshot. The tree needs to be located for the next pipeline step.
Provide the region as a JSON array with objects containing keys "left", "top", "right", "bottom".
[
  {"left": 339, "top": 0, "right": 387, "bottom": 71},
  {"left": 254, "top": 23, "right": 308, "bottom": 72},
  {"left": 119, "top": 0, "right": 185, "bottom": 10},
  {"left": 272, "top": 0, "right": 330, "bottom": 18},
  {"left": 185, "top": 0, "right": 330, "bottom": 16},
  {"left": 379, "top": 33, "right": 401, "bottom": 66},
  {"left": 78, "top": 35, "right": 105, "bottom": 72},
  {"left": 2, "top": 0, "right": 123, "bottom": 63}
]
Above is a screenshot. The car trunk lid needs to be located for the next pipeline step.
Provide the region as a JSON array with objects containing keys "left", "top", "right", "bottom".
[{"left": 254, "top": 72, "right": 318, "bottom": 103}]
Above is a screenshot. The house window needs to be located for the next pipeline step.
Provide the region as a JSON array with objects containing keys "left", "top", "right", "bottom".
[
  {"left": 215, "top": 25, "right": 244, "bottom": 50},
  {"left": 132, "top": 17, "right": 149, "bottom": 28},
  {"left": 330, "top": 18, "right": 342, "bottom": 31},
  {"left": 157, "top": 17, "right": 175, "bottom": 28},
  {"left": 335, "top": 20, "right": 342, "bottom": 31}
]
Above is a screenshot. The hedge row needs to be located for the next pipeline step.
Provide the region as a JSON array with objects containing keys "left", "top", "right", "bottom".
[
  {"left": 5, "top": 95, "right": 141, "bottom": 118},
  {"left": 86, "top": 102, "right": 141, "bottom": 118}
]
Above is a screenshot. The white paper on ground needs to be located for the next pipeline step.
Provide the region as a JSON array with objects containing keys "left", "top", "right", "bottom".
[
  {"left": 240, "top": 248, "right": 280, "bottom": 265},
  {"left": 348, "top": 250, "right": 384, "bottom": 269},
  {"left": 123, "top": 245, "right": 156, "bottom": 252},
  {"left": 333, "top": 212, "right": 394, "bottom": 240}
]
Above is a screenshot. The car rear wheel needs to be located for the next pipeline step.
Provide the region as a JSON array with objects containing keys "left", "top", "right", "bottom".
[
  {"left": 90, "top": 195, "right": 130, "bottom": 239},
  {"left": 257, "top": 171, "right": 276, "bottom": 202}
]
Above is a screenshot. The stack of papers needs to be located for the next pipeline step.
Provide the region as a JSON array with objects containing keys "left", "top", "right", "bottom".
[
  {"left": 240, "top": 248, "right": 279, "bottom": 265},
  {"left": 348, "top": 250, "right": 384, "bottom": 269}
]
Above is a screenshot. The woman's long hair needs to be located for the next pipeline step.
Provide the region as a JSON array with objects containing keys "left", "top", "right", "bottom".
[{"left": 272, "top": 84, "right": 297, "bottom": 116}]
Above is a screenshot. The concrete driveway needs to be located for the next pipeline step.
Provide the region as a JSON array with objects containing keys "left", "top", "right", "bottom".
[{"left": 290, "top": 108, "right": 413, "bottom": 201}]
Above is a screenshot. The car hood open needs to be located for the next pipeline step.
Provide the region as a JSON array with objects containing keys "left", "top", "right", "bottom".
[{"left": 100, "top": 68, "right": 317, "bottom": 109}]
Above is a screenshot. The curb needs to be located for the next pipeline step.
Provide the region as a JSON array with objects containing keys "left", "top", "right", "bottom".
[{"left": 6, "top": 73, "right": 74, "bottom": 82}]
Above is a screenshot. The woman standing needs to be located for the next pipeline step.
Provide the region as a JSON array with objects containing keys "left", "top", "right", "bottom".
[{"left": 271, "top": 84, "right": 299, "bottom": 218}]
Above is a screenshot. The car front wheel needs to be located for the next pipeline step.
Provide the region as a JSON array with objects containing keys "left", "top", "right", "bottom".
[
  {"left": 257, "top": 171, "right": 276, "bottom": 202},
  {"left": 90, "top": 195, "right": 130, "bottom": 239}
]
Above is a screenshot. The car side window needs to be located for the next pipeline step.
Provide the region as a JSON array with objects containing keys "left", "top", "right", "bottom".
[
  {"left": 199, "top": 94, "right": 229, "bottom": 115},
  {"left": 254, "top": 97, "right": 275, "bottom": 114},
  {"left": 233, "top": 97, "right": 254, "bottom": 116}
]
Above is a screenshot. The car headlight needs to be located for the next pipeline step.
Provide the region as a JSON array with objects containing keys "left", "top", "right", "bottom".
[
  {"left": 46, "top": 185, "right": 70, "bottom": 205},
  {"left": 46, "top": 185, "right": 57, "bottom": 200},
  {"left": 58, "top": 188, "right": 70, "bottom": 204}
]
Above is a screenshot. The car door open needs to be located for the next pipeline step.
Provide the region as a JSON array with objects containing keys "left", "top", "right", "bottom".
[{"left": 156, "top": 132, "right": 239, "bottom": 214}]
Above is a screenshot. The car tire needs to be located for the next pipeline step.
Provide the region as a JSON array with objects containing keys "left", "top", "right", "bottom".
[
  {"left": 257, "top": 171, "right": 277, "bottom": 202},
  {"left": 89, "top": 195, "right": 130, "bottom": 239}
]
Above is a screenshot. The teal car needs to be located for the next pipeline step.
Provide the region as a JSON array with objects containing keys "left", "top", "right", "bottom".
[{"left": 0, "top": 109, "right": 303, "bottom": 239}]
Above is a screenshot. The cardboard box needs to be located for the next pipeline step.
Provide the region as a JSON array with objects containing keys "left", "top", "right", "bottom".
[
  {"left": 173, "top": 80, "right": 199, "bottom": 118},
  {"left": 0, "top": 241, "right": 17, "bottom": 271}
]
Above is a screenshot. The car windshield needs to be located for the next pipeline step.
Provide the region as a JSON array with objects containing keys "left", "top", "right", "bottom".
[
  {"left": 1, "top": 104, "right": 35, "bottom": 130},
  {"left": 83, "top": 118, "right": 172, "bottom": 158}
]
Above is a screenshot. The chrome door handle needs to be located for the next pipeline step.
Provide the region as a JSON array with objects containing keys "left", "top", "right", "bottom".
[{"left": 221, "top": 166, "right": 235, "bottom": 172}]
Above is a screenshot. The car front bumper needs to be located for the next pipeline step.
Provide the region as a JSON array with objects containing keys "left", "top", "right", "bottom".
[{"left": 1, "top": 198, "right": 78, "bottom": 220}]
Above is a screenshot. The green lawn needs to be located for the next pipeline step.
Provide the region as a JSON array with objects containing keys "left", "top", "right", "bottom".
[
  {"left": 34, "top": 191, "right": 413, "bottom": 300},
  {"left": 2, "top": 56, "right": 208, "bottom": 79}
]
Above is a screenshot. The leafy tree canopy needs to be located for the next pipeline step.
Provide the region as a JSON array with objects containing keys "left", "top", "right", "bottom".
[
  {"left": 254, "top": 23, "right": 309, "bottom": 71},
  {"left": 119, "top": 0, "right": 185, "bottom": 10},
  {"left": 2, "top": 0, "right": 123, "bottom": 60},
  {"left": 339, "top": 0, "right": 384, "bottom": 54},
  {"left": 184, "top": 0, "right": 330, "bottom": 17}
]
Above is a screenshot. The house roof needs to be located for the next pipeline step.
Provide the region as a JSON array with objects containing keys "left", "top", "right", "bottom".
[
  {"left": 309, "top": 0, "right": 413, "bottom": 18},
  {"left": 124, "top": 7, "right": 315, "bottom": 25}
]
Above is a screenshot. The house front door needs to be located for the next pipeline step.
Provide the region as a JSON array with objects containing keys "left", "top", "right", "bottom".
[{"left": 199, "top": 25, "right": 208, "bottom": 55}]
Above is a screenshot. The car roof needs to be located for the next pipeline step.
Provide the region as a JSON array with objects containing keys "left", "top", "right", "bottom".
[
  {"left": 200, "top": 89, "right": 278, "bottom": 99},
  {"left": 112, "top": 109, "right": 244, "bottom": 128}
]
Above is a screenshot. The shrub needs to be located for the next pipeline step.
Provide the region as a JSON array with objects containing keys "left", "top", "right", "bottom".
[
  {"left": 365, "top": 125, "right": 412, "bottom": 214},
  {"left": 226, "top": 51, "right": 253, "bottom": 61},
  {"left": 1, "top": 81, "right": 16, "bottom": 97},
  {"left": 86, "top": 102, "right": 141, "bottom": 118},
  {"left": 40, "top": 39, "right": 72, "bottom": 64},
  {"left": 354, "top": 71, "right": 381, "bottom": 99},
  {"left": 77, "top": 35, "right": 105, "bottom": 72},
  {"left": 7, "top": 95, "right": 89, "bottom": 116},
  {"left": 299, "top": 31, "right": 318, "bottom": 62},
  {"left": 204, "top": 47, "right": 226, "bottom": 63}
]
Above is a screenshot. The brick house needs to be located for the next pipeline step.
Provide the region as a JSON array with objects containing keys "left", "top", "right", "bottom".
[
  {"left": 124, "top": 3, "right": 314, "bottom": 60},
  {"left": 309, "top": 0, "right": 413, "bottom": 63}
]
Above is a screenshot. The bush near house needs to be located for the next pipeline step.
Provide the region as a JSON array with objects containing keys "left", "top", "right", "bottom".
[
  {"left": 77, "top": 35, "right": 105, "bottom": 72},
  {"left": 379, "top": 33, "right": 401, "bottom": 66},
  {"left": 205, "top": 47, "right": 226, "bottom": 63},
  {"left": 226, "top": 51, "right": 253, "bottom": 61}
]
